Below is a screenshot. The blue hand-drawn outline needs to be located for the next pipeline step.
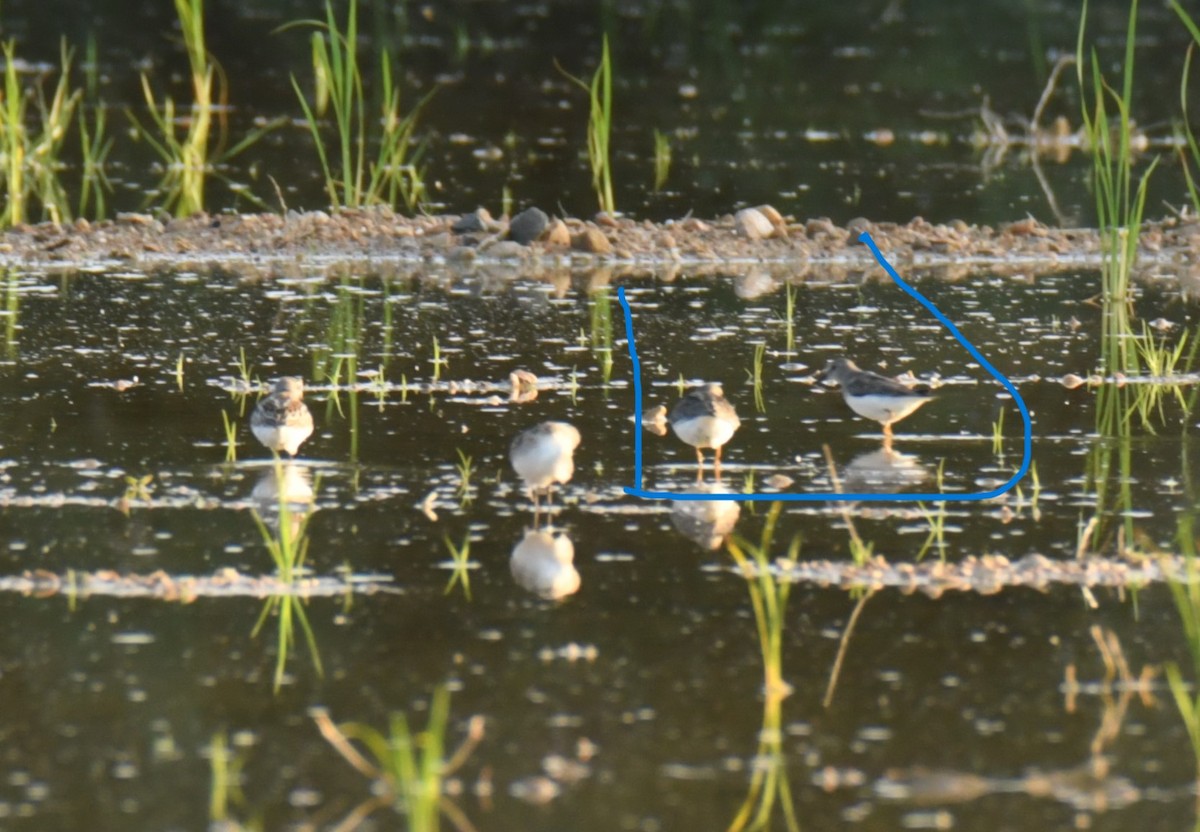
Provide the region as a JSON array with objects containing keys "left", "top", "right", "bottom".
[{"left": 618, "top": 231, "right": 1033, "bottom": 502}]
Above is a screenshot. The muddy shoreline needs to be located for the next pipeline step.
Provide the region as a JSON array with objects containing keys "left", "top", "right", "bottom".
[{"left": 2, "top": 207, "right": 1198, "bottom": 286}]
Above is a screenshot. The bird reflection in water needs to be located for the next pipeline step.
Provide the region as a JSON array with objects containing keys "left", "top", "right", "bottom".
[
  {"left": 671, "top": 483, "right": 742, "bottom": 550},
  {"left": 510, "top": 527, "right": 580, "bottom": 600},
  {"left": 842, "top": 447, "right": 929, "bottom": 494},
  {"left": 251, "top": 462, "right": 315, "bottom": 536}
]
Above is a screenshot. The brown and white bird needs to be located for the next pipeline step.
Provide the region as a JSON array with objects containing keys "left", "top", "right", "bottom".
[
  {"left": 509, "top": 421, "right": 581, "bottom": 511},
  {"left": 250, "top": 377, "right": 315, "bottom": 457},
  {"left": 815, "top": 357, "right": 933, "bottom": 440},
  {"left": 669, "top": 383, "right": 741, "bottom": 477}
]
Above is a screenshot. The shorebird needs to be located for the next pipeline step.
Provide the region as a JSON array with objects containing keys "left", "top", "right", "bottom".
[
  {"left": 815, "top": 357, "right": 933, "bottom": 441},
  {"left": 251, "top": 377, "right": 315, "bottom": 457},
  {"left": 509, "top": 421, "right": 581, "bottom": 511},
  {"left": 669, "top": 383, "right": 741, "bottom": 477}
]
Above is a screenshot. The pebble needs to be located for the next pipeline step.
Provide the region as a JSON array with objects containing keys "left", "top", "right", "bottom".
[
  {"left": 642, "top": 405, "right": 668, "bottom": 436},
  {"left": 451, "top": 207, "right": 495, "bottom": 234},
  {"left": 573, "top": 227, "right": 612, "bottom": 254},
  {"left": 1004, "top": 218, "right": 1045, "bottom": 236},
  {"left": 735, "top": 207, "right": 775, "bottom": 241},
  {"left": 483, "top": 240, "right": 528, "bottom": 259},
  {"left": 755, "top": 204, "right": 786, "bottom": 232},
  {"left": 594, "top": 212, "right": 620, "bottom": 228},
  {"left": 117, "top": 212, "right": 155, "bottom": 226},
  {"left": 806, "top": 217, "right": 838, "bottom": 236},
  {"left": 509, "top": 207, "right": 549, "bottom": 245},
  {"left": 510, "top": 776, "right": 561, "bottom": 804},
  {"left": 543, "top": 218, "right": 571, "bottom": 247}
]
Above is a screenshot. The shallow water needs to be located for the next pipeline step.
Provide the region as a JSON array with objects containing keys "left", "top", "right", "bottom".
[
  {"left": 0, "top": 0, "right": 1199, "bottom": 826},
  {"left": 0, "top": 262, "right": 1197, "bottom": 829}
]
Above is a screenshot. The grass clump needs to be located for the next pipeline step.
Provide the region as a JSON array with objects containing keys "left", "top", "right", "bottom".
[
  {"left": 1171, "top": 2, "right": 1200, "bottom": 214},
  {"left": 1075, "top": 0, "right": 1158, "bottom": 303},
  {"left": 559, "top": 34, "right": 615, "bottom": 214},
  {"left": 453, "top": 448, "right": 474, "bottom": 505},
  {"left": 129, "top": 0, "right": 278, "bottom": 216},
  {"left": 0, "top": 40, "right": 82, "bottom": 226},
  {"left": 286, "top": 0, "right": 435, "bottom": 211},
  {"left": 652, "top": 127, "right": 670, "bottom": 191},
  {"left": 916, "top": 460, "right": 948, "bottom": 562}
]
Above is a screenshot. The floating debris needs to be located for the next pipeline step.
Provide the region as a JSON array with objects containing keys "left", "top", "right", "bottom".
[
  {"left": 764, "top": 473, "right": 795, "bottom": 490},
  {"left": 5, "top": 567, "right": 399, "bottom": 600},
  {"left": 419, "top": 490, "right": 439, "bottom": 522},
  {"left": 509, "top": 775, "right": 561, "bottom": 805},
  {"left": 89, "top": 375, "right": 141, "bottom": 391},
  {"left": 726, "top": 553, "right": 1196, "bottom": 598},
  {"left": 642, "top": 404, "right": 669, "bottom": 436},
  {"left": 509, "top": 369, "right": 539, "bottom": 403}
]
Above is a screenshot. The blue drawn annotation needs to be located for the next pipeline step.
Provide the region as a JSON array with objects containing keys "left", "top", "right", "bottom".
[{"left": 618, "top": 231, "right": 1032, "bottom": 502}]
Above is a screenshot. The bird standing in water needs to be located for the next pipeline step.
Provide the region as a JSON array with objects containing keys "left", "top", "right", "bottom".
[
  {"left": 251, "top": 377, "right": 315, "bottom": 457},
  {"left": 815, "top": 357, "right": 933, "bottom": 444},
  {"left": 510, "top": 421, "right": 582, "bottom": 514},
  {"left": 669, "top": 383, "right": 741, "bottom": 479}
]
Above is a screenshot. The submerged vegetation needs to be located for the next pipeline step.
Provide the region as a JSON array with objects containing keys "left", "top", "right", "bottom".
[
  {"left": 313, "top": 689, "right": 484, "bottom": 831},
  {"left": 250, "top": 459, "right": 322, "bottom": 692},
  {"left": 725, "top": 503, "right": 799, "bottom": 832}
]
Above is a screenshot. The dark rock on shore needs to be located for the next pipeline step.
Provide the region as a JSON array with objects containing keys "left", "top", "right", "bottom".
[{"left": 509, "top": 207, "right": 550, "bottom": 245}]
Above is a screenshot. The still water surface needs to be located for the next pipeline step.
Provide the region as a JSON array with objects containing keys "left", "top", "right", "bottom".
[{"left": 0, "top": 263, "right": 1195, "bottom": 829}]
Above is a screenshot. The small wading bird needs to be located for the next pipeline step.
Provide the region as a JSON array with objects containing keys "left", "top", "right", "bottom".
[
  {"left": 815, "top": 357, "right": 934, "bottom": 443},
  {"left": 669, "top": 383, "right": 741, "bottom": 478},
  {"left": 251, "top": 377, "right": 315, "bottom": 457},
  {"left": 510, "top": 421, "right": 581, "bottom": 513}
]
